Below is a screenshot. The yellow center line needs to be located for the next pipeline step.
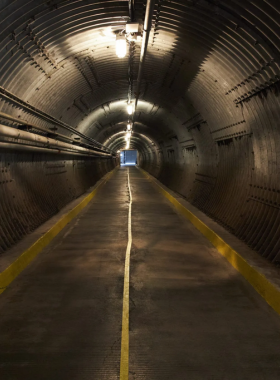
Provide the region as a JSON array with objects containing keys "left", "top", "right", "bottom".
[{"left": 120, "top": 168, "right": 132, "bottom": 380}]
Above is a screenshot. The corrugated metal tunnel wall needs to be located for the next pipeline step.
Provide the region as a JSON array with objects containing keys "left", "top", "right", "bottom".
[
  {"left": 0, "top": 152, "right": 116, "bottom": 253},
  {"left": 1, "top": 1, "right": 280, "bottom": 264}
]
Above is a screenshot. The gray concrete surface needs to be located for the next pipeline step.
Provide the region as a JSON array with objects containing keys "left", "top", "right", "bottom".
[
  {"left": 0, "top": 167, "right": 280, "bottom": 379},
  {"left": 129, "top": 168, "right": 280, "bottom": 380},
  {"left": 0, "top": 169, "right": 129, "bottom": 379}
]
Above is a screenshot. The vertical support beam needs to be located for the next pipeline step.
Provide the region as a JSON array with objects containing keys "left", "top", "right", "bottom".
[
  {"left": 128, "top": 0, "right": 135, "bottom": 22},
  {"left": 128, "top": 0, "right": 135, "bottom": 105},
  {"left": 135, "top": 0, "right": 156, "bottom": 108}
]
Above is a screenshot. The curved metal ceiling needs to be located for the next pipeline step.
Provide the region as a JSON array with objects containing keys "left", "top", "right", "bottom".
[{"left": 0, "top": 1, "right": 278, "bottom": 149}]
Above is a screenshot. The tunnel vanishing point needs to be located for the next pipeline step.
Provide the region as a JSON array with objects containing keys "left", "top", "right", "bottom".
[{"left": 2, "top": 1, "right": 280, "bottom": 379}]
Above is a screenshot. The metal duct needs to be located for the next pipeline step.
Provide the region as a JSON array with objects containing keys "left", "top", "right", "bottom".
[
  {"left": 0, "top": 124, "right": 111, "bottom": 157},
  {"left": 135, "top": 0, "right": 155, "bottom": 108}
]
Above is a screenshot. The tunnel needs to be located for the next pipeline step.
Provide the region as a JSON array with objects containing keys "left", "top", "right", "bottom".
[{"left": 1, "top": 1, "right": 280, "bottom": 379}]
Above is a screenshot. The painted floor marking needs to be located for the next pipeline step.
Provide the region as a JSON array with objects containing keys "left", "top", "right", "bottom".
[
  {"left": 139, "top": 167, "right": 280, "bottom": 317},
  {"left": 120, "top": 168, "right": 132, "bottom": 380},
  {"left": 0, "top": 169, "right": 116, "bottom": 295}
]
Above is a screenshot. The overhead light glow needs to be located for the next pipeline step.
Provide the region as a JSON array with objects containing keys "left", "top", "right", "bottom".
[
  {"left": 116, "top": 35, "right": 126, "bottom": 58},
  {"left": 127, "top": 123, "right": 131, "bottom": 131},
  {"left": 100, "top": 26, "right": 115, "bottom": 38},
  {"left": 127, "top": 103, "right": 133, "bottom": 115},
  {"left": 126, "top": 131, "right": 131, "bottom": 138}
]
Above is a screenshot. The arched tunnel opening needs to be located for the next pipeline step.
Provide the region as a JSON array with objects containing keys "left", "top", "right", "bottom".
[{"left": 1, "top": 1, "right": 280, "bottom": 378}]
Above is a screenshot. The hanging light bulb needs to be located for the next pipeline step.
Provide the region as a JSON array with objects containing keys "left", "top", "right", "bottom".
[
  {"left": 116, "top": 35, "right": 127, "bottom": 58},
  {"left": 127, "top": 103, "right": 133, "bottom": 115},
  {"left": 127, "top": 123, "right": 131, "bottom": 131}
]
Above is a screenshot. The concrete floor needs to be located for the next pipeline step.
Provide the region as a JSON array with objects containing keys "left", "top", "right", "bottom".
[{"left": 1, "top": 166, "right": 280, "bottom": 379}]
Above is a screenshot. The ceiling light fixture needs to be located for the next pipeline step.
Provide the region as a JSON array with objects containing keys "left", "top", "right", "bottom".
[
  {"left": 116, "top": 35, "right": 127, "bottom": 58},
  {"left": 115, "top": 21, "right": 140, "bottom": 59},
  {"left": 127, "top": 103, "right": 133, "bottom": 115}
]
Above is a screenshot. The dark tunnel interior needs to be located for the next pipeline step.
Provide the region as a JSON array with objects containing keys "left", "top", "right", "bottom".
[{"left": 1, "top": 0, "right": 280, "bottom": 266}]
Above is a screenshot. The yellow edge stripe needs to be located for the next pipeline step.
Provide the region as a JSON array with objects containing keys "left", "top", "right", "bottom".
[
  {"left": 0, "top": 168, "right": 117, "bottom": 295},
  {"left": 120, "top": 168, "right": 132, "bottom": 380},
  {"left": 139, "top": 168, "right": 280, "bottom": 316}
]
